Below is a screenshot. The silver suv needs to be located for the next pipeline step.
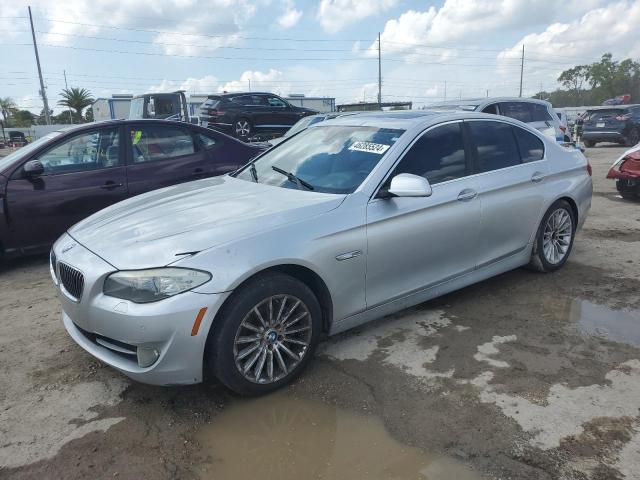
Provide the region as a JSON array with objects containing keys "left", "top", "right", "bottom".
[{"left": 430, "top": 97, "right": 566, "bottom": 142}]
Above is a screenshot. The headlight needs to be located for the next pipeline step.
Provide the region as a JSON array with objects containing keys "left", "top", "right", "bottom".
[{"left": 103, "top": 268, "right": 211, "bottom": 303}]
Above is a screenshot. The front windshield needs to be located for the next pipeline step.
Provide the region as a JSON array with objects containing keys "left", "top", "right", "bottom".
[
  {"left": 284, "top": 116, "right": 325, "bottom": 138},
  {"left": 235, "top": 125, "right": 404, "bottom": 194},
  {"left": 0, "top": 132, "right": 62, "bottom": 171}
]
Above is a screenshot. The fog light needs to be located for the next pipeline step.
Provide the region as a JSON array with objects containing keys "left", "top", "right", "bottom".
[{"left": 137, "top": 346, "right": 160, "bottom": 367}]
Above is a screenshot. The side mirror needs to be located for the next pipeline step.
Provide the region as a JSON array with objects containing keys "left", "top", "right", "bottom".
[
  {"left": 388, "top": 173, "right": 432, "bottom": 197},
  {"left": 23, "top": 159, "right": 44, "bottom": 178}
]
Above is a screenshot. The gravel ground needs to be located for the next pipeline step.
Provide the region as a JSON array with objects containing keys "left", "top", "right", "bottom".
[{"left": 1, "top": 144, "right": 639, "bottom": 480}]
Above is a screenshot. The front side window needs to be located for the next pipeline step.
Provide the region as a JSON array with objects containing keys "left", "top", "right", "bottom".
[
  {"left": 235, "top": 125, "right": 404, "bottom": 194},
  {"left": 513, "top": 127, "right": 544, "bottom": 162},
  {"left": 267, "top": 96, "right": 287, "bottom": 107},
  {"left": 469, "top": 121, "right": 520, "bottom": 172},
  {"left": 498, "top": 102, "right": 532, "bottom": 123},
  {"left": 196, "top": 132, "right": 218, "bottom": 149},
  {"left": 35, "top": 128, "right": 120, "bottom": 175},
  {"left": 390, "top": 122, "right": 467, "bottom": 185},
  {"left": 130, "top": 126, "right": 195, "bottom": 163},
  {"left": 482, "top": 104, "right": 498, "bottom": 115}
]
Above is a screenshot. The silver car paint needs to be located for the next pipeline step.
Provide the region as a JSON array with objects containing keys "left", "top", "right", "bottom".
[{"left": 53, "top": 110, "right": 592, "bottom": 385}]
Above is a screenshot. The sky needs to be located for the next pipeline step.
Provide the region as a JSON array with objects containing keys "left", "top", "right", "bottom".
[{"left": 1, "top": 0, "right": 639, "bottom": 115}]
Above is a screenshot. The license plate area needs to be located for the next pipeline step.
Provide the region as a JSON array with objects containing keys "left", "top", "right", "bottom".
[{"left": 596, "top": 122, "right": 605, "bottom": 128}]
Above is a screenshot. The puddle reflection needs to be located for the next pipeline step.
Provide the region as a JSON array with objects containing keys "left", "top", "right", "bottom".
[
  {"left": 559, "top": 299, "right": 640, "bottom": 347},
  {"left": 196, "top": 392, "right": 481, "bottom": 480}
]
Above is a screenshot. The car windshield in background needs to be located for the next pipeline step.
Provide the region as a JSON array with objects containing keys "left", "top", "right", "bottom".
[
  {"left": 284, "top": 116, "right": 325, "bottom": 138},
  {"left": 235, "top": 125, "right": 404, "bottom": 194},
  {"left": 430, "top": 104, "right": 478, "bottom": 111},
  {"left": 585, "top": 109, "right": 624, "bottom": 121},
  {"left": 0, "top": 132, "right": 63, "bottom": 170}
]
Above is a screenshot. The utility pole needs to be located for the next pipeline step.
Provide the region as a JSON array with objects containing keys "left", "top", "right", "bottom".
[
  {"left": 377, "top": 32, "right": 382, "bottom": 109},
  {"left": 248, "top": 78, "right": 251, "bottom": 91},
  {"left": 486, "top": 89, "right": 489, "bottom": 98},
  {"left": 28, "top": 6, "right": 51, "bottom": 125},
  {"left": 519, "top": 44, "right": 524, "bottom": 98},
  {"left": 63, "top": 70, "right": 73, "bottom": 124}
]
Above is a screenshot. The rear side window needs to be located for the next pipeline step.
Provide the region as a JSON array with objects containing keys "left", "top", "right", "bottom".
[
  {"left": 513, "top": 127, "right": 544, "bottom": 162},
  {"left": 392, "top": 122, "right": 467, "bottom": 185},
  {"left": 498, "top": 102, "right": 531, "bottom": 122},
  {"left": 469, "top": 121, "right": 520, "bottom": 172},
  {"left": 481, "top": 104, "right": 498, "bottom": 115},
  {"left": 130, "top": 126, "right": 195, "bottom": 163},
  {"left": 531, "top": 103, "right": 554, "bottom": 122}
]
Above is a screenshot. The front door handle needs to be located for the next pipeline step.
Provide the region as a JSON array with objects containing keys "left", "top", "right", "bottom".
[
  {"left": 100, "top": 181, "right": 124, "bottom": 190},
  {"left": 457, "top": 189, "right": 477, "bottom": 202},
  {"left": 192, "top": 168, "right": 205, "bottom": 177},
  {"left": 531, "top": 172, "right": 545, "bottom": 183}
]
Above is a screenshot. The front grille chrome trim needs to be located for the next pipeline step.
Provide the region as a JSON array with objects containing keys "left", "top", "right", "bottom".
[{"left": 58, "top": 262, "right": 85, "bottom": 302}]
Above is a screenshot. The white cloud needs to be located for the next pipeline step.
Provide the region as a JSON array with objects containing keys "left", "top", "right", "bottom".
[
  {"left": 220, "top": 69, "right": 289, "bottom": 95},
  {"left": 1, "top": 0, "right": 257, "bottom": 55},
  {"left": 371, "top": 0, "right": 606, "bottom": 56},
  {"left": 316, "top": 0, "right": 397, "bottom": 34},
  {"left": 277, "top": 0, "right": 303, "bottom": 29}
]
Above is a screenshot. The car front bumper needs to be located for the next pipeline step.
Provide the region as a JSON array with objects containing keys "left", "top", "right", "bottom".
[{"left": 52, "top": 234, "right": 231, "bottom": 386}]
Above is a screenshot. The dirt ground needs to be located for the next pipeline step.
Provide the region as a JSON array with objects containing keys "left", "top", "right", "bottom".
[{"left": 1, "top": 145, "right": 640, "bottom": 480}]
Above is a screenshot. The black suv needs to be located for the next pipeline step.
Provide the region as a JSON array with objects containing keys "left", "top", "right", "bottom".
[
  {"left": 581, "top": 105, "right": 640, "bottom": 147},
  {"left": 199, "top": 92, "right": 316, "bottom": 140}
]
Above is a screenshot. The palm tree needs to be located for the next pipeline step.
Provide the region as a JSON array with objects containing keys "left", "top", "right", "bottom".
[
  {"left": 0, "top": 97, "right": 16, "bottom": 124},
  {"left": 58, "top": 87, "right": 94, "bottom": 121}
]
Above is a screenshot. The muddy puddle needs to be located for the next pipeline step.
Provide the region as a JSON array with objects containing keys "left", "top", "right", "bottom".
[
  {"left": 557, "top": 299, "right": 640, "bottom": 347},
  {"left": 195, "top": 392, "right": 482, "bottom": 480}
]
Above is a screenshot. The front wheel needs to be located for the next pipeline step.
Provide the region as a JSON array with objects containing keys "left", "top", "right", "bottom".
[
  {"left": 625, "top": 128, "right": 640, "bottom": 147},
  {"left": 206, "top": 273, "right": 322, "bottom": 395},
  {"left": 583, "top": 139, "right": 595, "bottom": 148},
  {"left": 529, "top": 200, "right": 576, "bottom": 272}
]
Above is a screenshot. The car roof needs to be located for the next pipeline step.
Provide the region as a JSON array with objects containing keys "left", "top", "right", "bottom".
[
  {"left": 51, "top": 118, "right": 204, "bottom": 135},
  {"left": 319, "top": 109, "right": 502, "bottom": 130},
  {"left": 586, "top": 104, "right": 639, "bottom": 111},
  {"left": 430, "top": 97, "right": 552, "bottom": 107}
]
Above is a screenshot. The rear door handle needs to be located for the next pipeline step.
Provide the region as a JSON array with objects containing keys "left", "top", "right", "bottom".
[
  {"left": 457, "top": 189, "right": 477, "bottom": 202},
  {"left": 100, "top": 181, "right": 124, "bottom": 190},
  {"left": 531, "top": 172, "right": 545, "bottom": 183}
]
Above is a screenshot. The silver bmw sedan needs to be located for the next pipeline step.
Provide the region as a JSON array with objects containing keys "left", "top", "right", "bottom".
[{"left": 51, "top": 110, "right": 592, "bottom": 395}]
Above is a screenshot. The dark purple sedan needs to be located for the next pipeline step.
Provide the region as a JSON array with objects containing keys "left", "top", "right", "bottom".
[{"left": 0, "top": 119, "right": 267, "bottom": 257}]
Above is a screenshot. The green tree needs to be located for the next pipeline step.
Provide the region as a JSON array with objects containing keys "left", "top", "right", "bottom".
[
  {"left": 585, "top": 53, "right": 640, "bottom": 98},
  {"left": 0, "top": 97, "right": 16, "bottom": 124},
  {"left": 84, "top": 106, "right": 94, "bottom": 122},
  {"left": 8, "top": 110, "right": 35, "bottom": 127},
  {"left": 58, "top": 87, "right": 94, "bottom": 121},
  {"left": 557, "top": 65, "right": 588, "bottom": 103}
]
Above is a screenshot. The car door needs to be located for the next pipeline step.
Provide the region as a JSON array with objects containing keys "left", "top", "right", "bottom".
[
  {"left": 265, "top": 95, "right": 300, "bottom": 130},
  {"left": 193, "top": 129, "right": 246, "bottom": 174},
  {"left": 365, "top": 121, "right": 481, "bottom": 308},
  {"left": 5, "top": 126, "right": 127, "bottom": 251},
  {"left": 466, "top": 120, "right": 548, "bottom": 267},
  {"left": 125, "top": 123, "right": 211, "bottom": 197}
]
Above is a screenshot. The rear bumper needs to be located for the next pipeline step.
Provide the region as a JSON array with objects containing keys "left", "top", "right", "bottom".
[{"left": 582, "top": 130, "right": 625, "bottom": 143}]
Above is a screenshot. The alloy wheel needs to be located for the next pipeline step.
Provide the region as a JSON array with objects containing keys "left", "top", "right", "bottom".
[
  {"left": 542, "top": 208, "right": 573, "bottom": 265},
  {"left": 235, "top": 120, "right": 251, "bottom": 137},
  {"left": 233, "top": 295, "right": 312, "bottom": 384}
]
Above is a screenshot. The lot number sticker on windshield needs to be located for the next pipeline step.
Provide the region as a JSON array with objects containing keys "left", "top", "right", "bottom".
[{"left": 348, "top": 141, "right": 390, "bottom": 154}]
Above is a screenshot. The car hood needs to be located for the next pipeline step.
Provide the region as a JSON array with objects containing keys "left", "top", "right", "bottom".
[{"left": 69, "top": 176, "right": 346, "bottom": 269}]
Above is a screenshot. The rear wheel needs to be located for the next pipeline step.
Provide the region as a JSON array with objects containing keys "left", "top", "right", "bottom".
[
  {"left": 583, "top": 139, "right": 595, "bottom": 148},
  {"left": 529, "top": 200, "right": 576, "bottom": 272},
  {"left": 233, "top": 118, "right": 252, "bottom": 139},
  {"left": 207, "top": 272, "right": 322, "bottom": 395},
  {"left": 625, "top": 128, "right": 640, "bottom": 147}
]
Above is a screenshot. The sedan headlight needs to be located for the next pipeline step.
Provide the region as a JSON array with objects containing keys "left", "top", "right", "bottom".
[{"left": 104, "top": 268, "right": 211, "bottom": 303}]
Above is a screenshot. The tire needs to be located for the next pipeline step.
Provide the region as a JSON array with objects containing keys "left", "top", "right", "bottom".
[
  {"left": 233, "top": 118, "right": 252, "bottom": 139},
  {"left": 583, "top": 139, "right": 595, "bottom": 148},
  {"left": 206, "top": 272, "right": 322, "bottom": 396},
  {"left": 528, "top": 200, "right": 576, "bottom": 273},
  {"left": 624, "top": 128, "right": 640, "bottom": 147}
]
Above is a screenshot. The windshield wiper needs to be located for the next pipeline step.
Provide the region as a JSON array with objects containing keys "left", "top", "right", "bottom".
[
  {"left": 271, "top": 166, "right": 314, "bottom": 191},
  {"left": 249, "top": 162, "right": 259, "bottom": 183}
]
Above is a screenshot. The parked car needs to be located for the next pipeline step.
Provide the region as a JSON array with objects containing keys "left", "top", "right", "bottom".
[
  {"left": 268, "top": 112, "right": 359, "bottom": 146},
  {"left": 199, "top": 92, "right": 317, "bottom": 140},
  {"left": 581, "top": 105, "right": 640, "bottom": 148},
  {"left": 8, "top": 131, "right": 28, "bottom": 147},
  {"left": 430, "top": 97, "right": 565, "bottom": 142},
  {"left": 606, "top": 144, "right": 640, "bottom": 199},
  {"left": 555, "top": 109, "right": 571, "bottom": 142},
  {"left": 52, "top": 110, "right": 592, "bottom": 395},
  {"left": 0, "top": 119, "right": 266, "bottom": 257}
]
